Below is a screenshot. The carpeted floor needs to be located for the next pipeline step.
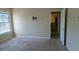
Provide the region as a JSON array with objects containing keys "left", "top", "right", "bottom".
[{"left": 0, "top": 37, "right": 67, "bottom": 51}]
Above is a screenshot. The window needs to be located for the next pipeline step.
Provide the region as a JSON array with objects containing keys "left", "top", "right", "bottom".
[{"left": 0, "top": 12, "right": 10, "bottom": 34}]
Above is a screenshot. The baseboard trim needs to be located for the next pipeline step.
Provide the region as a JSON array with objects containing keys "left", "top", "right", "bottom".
[
  {"left": 16, "top": 36, "right": 50, "bottom": 39},
  {"left": 0, "top": 36, "right": 13, "bottom": 43}
]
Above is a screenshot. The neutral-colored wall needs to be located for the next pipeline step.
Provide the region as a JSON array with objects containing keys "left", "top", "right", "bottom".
[
  {"left": 67, "top": 8, "right": 79, "bottom": 50},
  {"left": 0, "top": 8, "right": 14, "bottom": 42},
  {"left": 12, "top": 8, "right": 50, "bottom": 38},
  {"left": 12, "top": 8, "right": 61, "bottom": 38}
]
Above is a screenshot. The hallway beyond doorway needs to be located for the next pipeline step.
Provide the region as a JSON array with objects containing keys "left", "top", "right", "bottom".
[{"left": 50, "top": 12, "right": 60, "bottom": 39}]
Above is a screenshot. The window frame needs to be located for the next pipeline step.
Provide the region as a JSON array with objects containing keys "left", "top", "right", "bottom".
[{"left": 0, "top": 12, "right": 11, "bottom": 35}]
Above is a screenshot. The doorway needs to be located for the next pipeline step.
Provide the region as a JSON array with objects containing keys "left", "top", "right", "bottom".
[{"left": 50, "top": 12, "right": 60, "bottom": 38}]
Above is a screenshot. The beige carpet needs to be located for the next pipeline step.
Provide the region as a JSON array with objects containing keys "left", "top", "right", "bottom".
[{"left": 0, "top": 37, "right": 67, "bottom": 51}]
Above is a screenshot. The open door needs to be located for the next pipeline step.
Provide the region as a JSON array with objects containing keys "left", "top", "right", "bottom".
[{"left": 60, "top": 8, "right": 67, "bottom": 45}]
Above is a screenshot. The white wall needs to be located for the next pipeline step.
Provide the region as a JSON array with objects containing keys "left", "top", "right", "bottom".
[
  {"left": 12, "top": 8, "right": 61, "bottom": 38},
  {"left": 12, "top": 8, "right": 49, "bottom": 38},
  {"left": 0, "top": 8, "right": 14, "bottom": 42},
  {"left": 67, "top": 8, "right": 79, "bottom": 50}
]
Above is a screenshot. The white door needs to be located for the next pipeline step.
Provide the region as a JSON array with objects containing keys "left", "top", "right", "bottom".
[{"left": 60, "top": 8, "right": 66, "bottom": 45}]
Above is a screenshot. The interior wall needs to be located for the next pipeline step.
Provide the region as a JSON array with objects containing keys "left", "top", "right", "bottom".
[
  {"left": 12, "top": 8, "right": 50, "bottom": 38},
  {"left": 12, "top": 8, "right": 61, "bottom": 38},
  {"left": 67, "top": 8, "right": 79, "bottom": 50},
  {"left": 0, "top": 8, "right": 14, "bottom": 42}
]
